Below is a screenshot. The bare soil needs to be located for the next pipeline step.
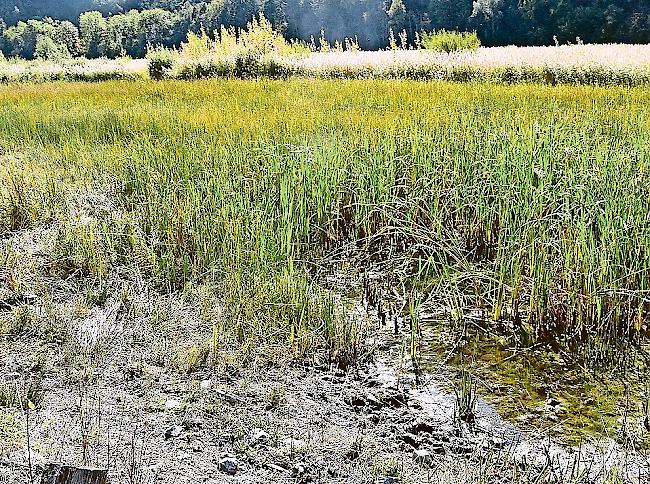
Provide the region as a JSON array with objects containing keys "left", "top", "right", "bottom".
[{"left": 1, "top": 218, "right": 648, "bottom": 484}]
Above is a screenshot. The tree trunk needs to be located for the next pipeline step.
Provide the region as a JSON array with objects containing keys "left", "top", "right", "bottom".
[{"left": 40, "top": 465, "right": 108, "bottom": 484}]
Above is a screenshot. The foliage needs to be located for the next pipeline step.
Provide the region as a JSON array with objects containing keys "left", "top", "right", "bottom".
[
  {"left": 147, "top": 47, "right": 175, "bottom": 80},
  {"left": 54, "top": 21, "right": 81, "bottom": 58},
  {"left": 420, "top": 30, "right": 480, "bottom": 53},
  {"left": 35, "top": 34, "right": 71, "bottom": 61},
  {"left": 168, "top": 15, "right": 307, "bottom": 80},
  {"left": 0, "top": 0, "right": 649, "bottom": 57},
  {"left": 387, "top": 0, "right": 407, "bottom": 36},
  {"left": 180, "top": 30, "right": 211, "bottom": 60},
  {"left": 5, "top": 45, "right": 650, "bottom": 85},
  {"left": 79, "top": 11, "right": 108, "bottom": 58},
  {"left": 165, "top": 47, "right": 650, "bottom": 85},
  {"left": 208, "top": 15, "right": 309, "bottom": 59}
]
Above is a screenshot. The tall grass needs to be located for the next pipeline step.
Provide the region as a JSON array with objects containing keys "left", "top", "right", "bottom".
[
  {"left": 2, "top": 43, "right": 650, "bottom": 86},
  {"left": 420, "top": 30, "right": 480, "bottom": 53},
  {"left": 1, "top": 80, "right": 650, "bottom": 358},
  {"left": 170, "top": 15, "right": 309, "bottom": 80}
]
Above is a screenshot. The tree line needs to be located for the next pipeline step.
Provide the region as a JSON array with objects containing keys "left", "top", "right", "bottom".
[{"left": 1, "top": 0, "right": 649, "bottom": 60}]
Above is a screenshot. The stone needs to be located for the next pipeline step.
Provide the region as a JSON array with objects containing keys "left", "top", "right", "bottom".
[
  {"left": 382, "top": 390, "right": 408, "bottom": 408},
  {"left": 267, "top": 463, "right": 288, "bottom": 473},
  {"left": 200, "top": 379, "right": 212, "bottom": 390},
  {"left": 250, "top": 428, "right": 270, "bottom": 447},
  {"left": 280, "top": 437, "right": 306, "bottom": 453},
  {"left": 408, "top": 399, "right": 423, "bottom": 410},
  {"left": 544, "top": 397, "right": 565, "bottom": 414},
  {"left": 164, "top": 425, "right": 183, "bottom": 439},
  {"left": 218, "top": 456, "right": 238, "bottom": 475},
  {"left": 326, "top": 466, "right": 339, "bottom": 477},
  {"left": 377, "top": 477, "right": 399, "bottom": 484},
  {"left": 408, "top": 420, "right": 435, "bottom": 435},
  {"left": 546, "top": 397, "right": 561, "bottom": 407},
  {"left": 292, "top": 463, "right": 306, "bottom": 476},
  {"left": 182, "top": 416, "right": 204, "bottom": 430},
  {"left": 398, "top": 432, "right": 420, "bottom": 449},
  {"left": 345, "top": 395, "right": 367, "bottom": 407},
  {"left": 40, "top": 465, "right": 108, "bottom": 484},
  {"left": 165, "top": 399, "right": 181, "bottom": 411},
  {"left": 490, "top": 436, "right": 506, "bottom": 449},
  {"left": 365, "top": 392, "right": 382, "bottom": 408},
  {"left": 413, "top": 448, "right": 434, "bottom": 466},
  {"left": 430, "top": 442, "right": 446, "bottom": 454}
]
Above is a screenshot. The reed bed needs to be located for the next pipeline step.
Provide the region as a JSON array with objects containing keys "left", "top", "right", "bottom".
[
  {"left": 3, "top": 43, "right": 650, "bottom": 86},
  {"left": 171, "top": 43, "right": 650, "bottom": 86},
  {"left": 0, "top": 58, "right": 147, "bottom": 83},
  {"left": 298, "top": 43, "right": 650, "bottom": 70},
  {"left": 1, "top": 79, "right": 650, "bottom": 360}
]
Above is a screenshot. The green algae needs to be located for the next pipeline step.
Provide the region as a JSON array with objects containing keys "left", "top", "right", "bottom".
[{"left": 423, "top": 322, "right": 650, "bottom": 448}]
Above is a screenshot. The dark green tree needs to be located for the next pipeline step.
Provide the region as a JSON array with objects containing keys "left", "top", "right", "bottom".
[
  {"left": 79, "top": 10, "right": 108, "bottom": 57},
  {"left": 387, "top": 0, "right": 407, "bottom": 34}
]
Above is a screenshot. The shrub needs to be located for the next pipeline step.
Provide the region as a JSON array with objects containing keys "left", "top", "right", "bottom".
[
  {"left": 174, "top": 58, "right": 233, "bottom": 80},
  {"left": 147, "top": 48, "right": 175, "bottom": 80},
  {"left": 420, "top": 30, "right": 480, "bottom": 53},
  {"left": 181, "top": 30, "right": 212, "bottom": 60},
  {"left": 173, "top": 15, "right": 304, "bottom": 80},
  {"left": 179, "top": 15, "right": 309, "bottom": 62}
]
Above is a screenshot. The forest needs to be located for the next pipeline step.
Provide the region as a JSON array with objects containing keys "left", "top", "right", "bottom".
[{"left": 0, "top": 0, "right": 649, "bottom": 60}]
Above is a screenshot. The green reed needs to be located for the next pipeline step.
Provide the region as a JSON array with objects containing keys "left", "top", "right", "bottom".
[{"left": 1, "top": 79, "right": 649, "bottom": 358}]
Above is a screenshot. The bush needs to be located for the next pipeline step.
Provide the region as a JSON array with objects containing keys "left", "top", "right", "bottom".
[
  {"left": 420, "top": 30, "right": 480, "bottom": 53},
  {"left": 174, "top": 58, "right": 233, "bottom": 80},
  {"left": 171, "top": 15, "right": 303, "bottom": 80},
  {"left": 179, "top": 15, "right": 309, "bottom": 62},
  {"left": 147, "top": 48, "right": 175, "bottom": 80},
  {"left": 181, "top": 30, "right": 212, "bottom": 60}
]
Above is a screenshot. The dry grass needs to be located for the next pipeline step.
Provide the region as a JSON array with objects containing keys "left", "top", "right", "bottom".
[
  {"left": 3, "top": 43, "right": 650, "bottom": 85},
  {"left": 295, "top": 43, "right": 650, "bottom": 70}
]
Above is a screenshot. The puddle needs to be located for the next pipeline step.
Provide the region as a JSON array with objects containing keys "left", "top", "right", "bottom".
[
  {"left": 372, "top": 322, "right": 650, "bottom": 481},
  {"left": 418, "top": 319, "right": 650, "bottom": 449}
]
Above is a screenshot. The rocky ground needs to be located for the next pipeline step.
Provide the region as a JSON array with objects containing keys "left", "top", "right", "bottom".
[{"left": 1, "top": 207, "right": 649, "bottom": 483}]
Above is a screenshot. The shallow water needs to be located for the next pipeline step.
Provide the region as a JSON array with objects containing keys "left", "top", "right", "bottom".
[
  {"left": 372, "top": 322, "right": 650, "bottom": 482},
  {"left": 419, "top": 320, "right": 650, "bottom": 449},
  {"left": 376, "top": 350, "right": 650, "bottom": 484}
]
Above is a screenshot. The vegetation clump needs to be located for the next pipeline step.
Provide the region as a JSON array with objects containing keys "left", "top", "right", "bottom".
[
  {"left": 420, "top": 30, "right": 480, "bottom": 53},
  {"left": 169, "top": 16, "right": 307, "bottom": 80},
  {"left": 147, "top": 47, "right": 175, "bottom": 81}
]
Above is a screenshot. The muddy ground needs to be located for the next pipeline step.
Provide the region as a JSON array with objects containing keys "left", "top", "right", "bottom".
[{"left": 1, "top": 218, "right": 649, "bottom": 483}]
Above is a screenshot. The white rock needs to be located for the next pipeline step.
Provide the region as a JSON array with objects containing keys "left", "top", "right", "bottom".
[
  {"left": 413, "top": 448, "right": 434, "bottom": 466},
  {"left": 280, "top": 437, "right": 306, "bottom": 454},
  {"left": 250, "top": 428, "right": 270, "bottom": 447},
  {"left": 164, "top": 425, "right": 183, "bottom": 439},
  {"left": 165, "top": 398, "right": 181, "bottom": 410}
]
